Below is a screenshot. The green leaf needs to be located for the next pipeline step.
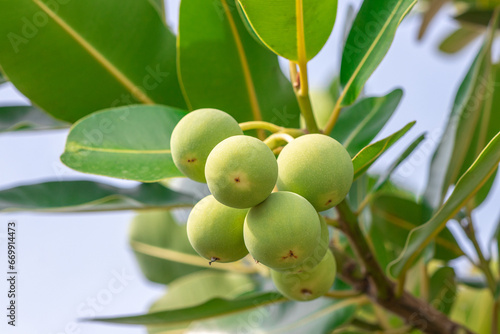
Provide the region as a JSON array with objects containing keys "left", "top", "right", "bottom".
[
  {"left": 90, "top": 292, "right": 284, "bottom": 325},
  {"left": 147, "top": 270, "right": 257, "bottom": 333},
  {"left": 0, "top": 180, "right": 194, "bottom": 212},
  {"left": 0, "top": 106, "right": 69, "bottom": 132},
  {"left": 352, "top": 121, "right": 415, "bottom": 180},
  {"left": 424, "top": 25, "right": 496, "bottom": 209},
  {"left": 61, "top": 105, "right": 186, "bottom": 182},
  {"left": 237, "top": 0, "right": 337, "bottom": 61},
  {"left": 389, "top": 130, "right": 500, "bottom": 278},
  {"left": 331, "top": 89, "right": 403, "bottom": 157},
  {"left": 339, "top": 0, "right": 416, "bottom": 106},
  {"left": 130, "top": 210, "right": 207, "bottom": 285},
  {"left": 371, "top": 194, "right": 463, "bottom": 266},
  {"left": 439, "top": 26, "right": 483, "bottom": 54},
  {"left": 0, "top": 0, "right": 185, "bottom": 122},
  {"left": 429, "top": 267, "right": 457, "bottom": 315},
  {"left": 372, "top": 134, "right": 426, "bottom": 192},
  {"left": 177, "top": 0, "right": 300, "bottom": 128},
  {"left": 455, "top": 8, "right": 495, "bottom": 27}
]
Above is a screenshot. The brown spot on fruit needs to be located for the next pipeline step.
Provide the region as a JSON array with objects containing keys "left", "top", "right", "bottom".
[
  {"left": 209, "top": 257, "right": 220, "bottom": 265},
  {"left": 325, "top": 199, "right": 332, "bottom": 206},
  {"left": 187, "top": 158, "right": 197, "bottom": 163},
  {"left": 301, "top": 288, "right": 312, "bottom": 296},
  {"left": 281, "top": 250, "right": 298, "bottom": 260},
  {"left": 234, "top": 177, "right": 240, "bottom": 183}
]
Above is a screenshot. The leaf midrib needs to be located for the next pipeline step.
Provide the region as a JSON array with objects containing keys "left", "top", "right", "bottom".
[
  {"left": 33, "top": 0, "right": 155, "bottom": 104},
  {"left": 66, "top": 142, "right": 171, "bottom": 154}
]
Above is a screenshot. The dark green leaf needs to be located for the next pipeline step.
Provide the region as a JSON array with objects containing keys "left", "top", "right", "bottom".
[
  {"left": 237, "top": 0, "right": 338, "bottom": 61},
  {"left": 371, "top": 194, "right": 463, "bottom": 266},
  {"left": 331, "top": 89, "right": 403, "bottom": 157},
  {"left": 389, "top": 130, "right": 500, "bottom": 278},
  {"left": 61, "top": 105, "right": 186, "bottom": 182},
  {"left": 130, "top": 210, "right": 207, "bottom": 285},
  {"left": 147, "top": 270, "right": 256, "bottom": 333},
  {"left": 0, "top": 180, "right": 194, "bottom": 212},
  {"left": 90, "top": 292, "right": 284, "bottom": 325},
  {"left": 352, "top": 121, "right": 415, "bottom": 180},
  {"left": 0, "top": 0, "right": 185, "bottom": 122},
  {"left": 424, "top": 30, "right": 495, "bottom": 209},
  {"left": 455, "top": 8, "right": 495, "bottom": 27},
  {"left": 430, "top": 267, "right": 457, "bottom": 315},
  {"left": 0, "top": 106, "right": 68, "bottom": 132},
  {"left": 178, "top": 0, "right": 300, "bottom": 127},
  {"left": 340, "top": 0, "right": 416, "bottom": 106}
]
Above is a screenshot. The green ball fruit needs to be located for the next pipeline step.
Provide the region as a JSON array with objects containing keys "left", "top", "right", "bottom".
[
  {"left": 283, "top": 215, "right": 330, "bottom": 274},
  {"left": 171, "top": 108, "right": 243, "bottom": 183},
  {"left": 205, "top": 135, "right": 278, "bottom": 209},
  {"left": 277, "top": 134, "right": 353, "bottom": 212},
  {"left": 271, "top": 249, "right": 337, "bottom": 301},
  {"left": 243, "top": 191, "right": 321, "bottom": 270},
  {"left": 187, "top": 195, "right": 248, "bottom": 263}
]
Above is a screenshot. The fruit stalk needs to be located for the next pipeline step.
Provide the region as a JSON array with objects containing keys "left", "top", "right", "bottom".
[
  {"left": 333, "top": 200, "right": 475, "bottom": 334},
  {"left": 290, "top": 62, "right": 319, "bottom": 134}
]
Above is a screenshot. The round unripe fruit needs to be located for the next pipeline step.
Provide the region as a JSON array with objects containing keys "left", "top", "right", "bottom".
[
  {"left": 243, "top": 192, "right": 321, "bottom": 269},
  {"left": 205, "top": 135, "right": 278, "bottom": 209},
  {"left": 271, "top": 249, "right": 337, "bottom": 301},
  {"left": 282, "top": 215, "right": 330, "bottom": 274},
  {"left": 171, "top": 108, "right": 243, "bottom": 183},
  {"left": 277, "top": 134, "right": 353, "bottom": 212},
  {"left": 187, "top": 195, "right": 248, "bottom": 263}
]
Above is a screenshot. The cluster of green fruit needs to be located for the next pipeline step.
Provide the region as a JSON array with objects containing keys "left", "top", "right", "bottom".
[{"left": 170, "top": 108, "right": 354, "bottom": 301}]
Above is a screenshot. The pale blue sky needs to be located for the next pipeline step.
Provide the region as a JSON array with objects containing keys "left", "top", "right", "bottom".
[{"left": 1, "top": 1, "right": 499, "bottom": 333}]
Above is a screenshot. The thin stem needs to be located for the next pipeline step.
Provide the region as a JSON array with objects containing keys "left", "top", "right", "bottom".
[
  {"left": 355, "top": 193, "right": 374, "bottom": 215},
  {"left": 324, "top": 103, "right": 342, "bottom": 135},
  {"left": 462, "top": 212, "right": 496, "bottom": 294},
  {"left": 290, "top": 61, "right": 319, "bottom": 133},
  {"left": 323, "top": 216, "right": 340, "bottom": 228},
  {"left": 324, "top": 290, "right": 361, "bottom": 299},
  {"left": 420, "top": 261, "right": 429, "bottom": 302},
  {"left": 264, "top": 133, "right": 295, "bottom": 150},
  {"left": 239, "top": 121, "right": 304, "bottom": 137}
]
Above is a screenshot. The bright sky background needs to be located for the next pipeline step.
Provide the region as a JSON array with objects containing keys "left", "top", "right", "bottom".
[{"left": 1, "top": 1, "right": 499, "bottom": 333}]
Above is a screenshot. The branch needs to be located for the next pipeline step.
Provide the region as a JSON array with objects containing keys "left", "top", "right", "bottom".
[{"left": 331, "top": 200, "right": 475, "bottom": 334}]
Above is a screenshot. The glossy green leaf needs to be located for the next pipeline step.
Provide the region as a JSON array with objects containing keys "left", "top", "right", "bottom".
[
  {"left": 439, "top": 26, "right": 482, "bottom": 54},
  {"left": 429, "top": 267, "right": 457, "bottom": 315},
  {"left": 331, "top": 89, "right": 403, "bottom": 157},
  {"left": 0, "top": 0, "right": 185, "bottom": 122},
  {"left": 90, "top": 292, "right": 284, "bottom": 325},
  {"left": 61, "top": 105, "right": 186, "bottom": 182},
  {"left": 130, "top": 210, "right": 207, "bottom": 285},
  {"left": 339, "top": 0, "right": 416, "bottom": 106},
  {"left": 389, "top": 130, "right": 500, "bottom": 278},
  {"left": 147, "top": 271, "right": 256, "bottom": 333},
  {"left": 424, "top": 26, "right": 496, "bottom": 210},
  {"left": 0, "top": 181, "right": 194, "bottom": 212},
  {"left": 450, "top": 286, "right": 493, "bottom": 333},
  {"left": 352, "top": 121, "right": 415, "bottom": 180},
  {"left": 178, "top": 0, "right": 300, "bottom": 128},
  {"left": 371, "top": 195, "right": 463, "bottom": 266},
  {"left": 237, "top": 0, "right": 337, "bottom": 61},
  {"left": 0, "top": 106, "right": 68, "bottom": 132}
]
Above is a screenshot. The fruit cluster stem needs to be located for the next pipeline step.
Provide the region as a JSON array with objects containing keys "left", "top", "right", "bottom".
[
  {"left": 290, "top": 62, "right": 320, "bottom": 134},
  {"left": 332, "top": 200, "right": 475, "bottom": 334}
]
